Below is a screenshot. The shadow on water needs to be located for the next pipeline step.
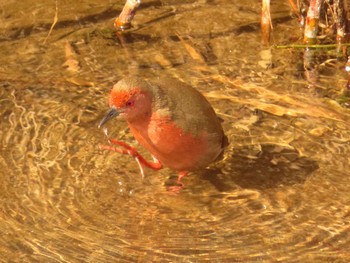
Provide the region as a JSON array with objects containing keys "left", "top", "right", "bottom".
[{"left": 202, "top": 144, "right": 319, "bottom": 191}]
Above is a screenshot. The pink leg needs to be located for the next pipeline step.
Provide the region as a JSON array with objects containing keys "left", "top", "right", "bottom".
[
  {"left": 167, "top": 171, "right": 188, "bottom": 194},
  {"left": 100, "top": 138, "right": 162, "bottom": 177},
  {"left": 177, "top": 171, "right": 188, "bottom": 185}
]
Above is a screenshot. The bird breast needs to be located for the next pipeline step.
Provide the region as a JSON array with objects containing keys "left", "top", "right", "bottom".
[{"left": 127, "top": 112, "right": 222, "bottom": 171}]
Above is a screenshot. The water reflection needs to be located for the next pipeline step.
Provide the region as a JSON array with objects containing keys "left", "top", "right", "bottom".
[{"left": 1, "top": 0, "right": 350, "bottom": 262}]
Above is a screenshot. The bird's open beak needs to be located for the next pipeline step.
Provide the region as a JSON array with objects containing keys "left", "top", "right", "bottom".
[{"left": 98, "top": 107, "right": 120, "bottom": 128}]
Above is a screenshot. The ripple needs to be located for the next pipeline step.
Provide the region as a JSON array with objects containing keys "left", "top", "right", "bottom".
[{"left": 1, "top": 0, "right": 350, "bottom": 261}]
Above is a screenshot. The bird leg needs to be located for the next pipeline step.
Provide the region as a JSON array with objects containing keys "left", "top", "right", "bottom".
[
  {"left": 177, "top": 171, "right": 188, "bottom": 184},
  {"left": 109, "top": 138, "right": 163, "bottom": 170},
  {"left": 167, "top": 171, "right": 188, "bottom": 194},
  {"left": 100, "top": 138, "right": 162, "bottom": 178}
]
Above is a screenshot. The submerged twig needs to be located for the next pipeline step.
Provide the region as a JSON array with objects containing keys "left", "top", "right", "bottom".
[
  {"left": 43, "top": 0, "right": 58, "bottom": 44},
  {"left": 304, "top": 0, "right": 323, "bottom": 44},
  {"left": 115, "top": 0, "right": 141, "bottom": 31},
  {"left": 288, "top": 0, "right": 301, "bottom": 20},
  {"left": 334, "top": 0, "right": 348, "bottom": 54},
  {"left": 208, "top": 75, "right": 350, "bottom": 123},
  {"left": 176, "top": 33, "right": 205, "bottom": 63},
  {"left": 261, "top": 0, "right": 272, "bottom": 45}
]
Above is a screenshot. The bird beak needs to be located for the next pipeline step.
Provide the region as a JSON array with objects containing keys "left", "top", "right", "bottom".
[{"left": 98, "top": 107, "right": 120, "bottom": 128}]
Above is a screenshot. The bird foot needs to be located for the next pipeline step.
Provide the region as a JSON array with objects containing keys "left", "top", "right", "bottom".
[
  {"left": 167, "top": 171, "right": 188, "bottom": 194},
  {"left": 99, "top": 138, "right": 162, "bottom": 178}
]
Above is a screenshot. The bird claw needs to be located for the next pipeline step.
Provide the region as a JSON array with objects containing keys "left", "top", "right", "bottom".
[
  {"left": 151, "top": 155, "right": 160, "bottom": 163},
  {"left": 134, "top": 156, "right": 145, "bottom": 179},
  {"left": 166, "top": 171, "right": 188, "bottom": 194},
  {"left": 126, "top": 148, "right": 138, "bottom": 158},
  {"left": 103, "top": 127, "right": 109, "bottom": 138},
  {"left": 167, "top": 184, "right": 184, "bottom": 194},
  {"left": 100, "top": 138, "right": 163, "bottom": 179},
  {"left": 102, "top": 128, "right": 114, "bottom": 145}
]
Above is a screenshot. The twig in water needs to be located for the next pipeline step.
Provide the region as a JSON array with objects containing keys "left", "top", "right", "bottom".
[{"left": 43, "top": 0, "right": 58, "bottom": 44}]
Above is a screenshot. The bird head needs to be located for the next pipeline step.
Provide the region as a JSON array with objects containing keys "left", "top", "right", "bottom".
[{"left": 99, "top": 78, "right": 153, "bottom": 128}]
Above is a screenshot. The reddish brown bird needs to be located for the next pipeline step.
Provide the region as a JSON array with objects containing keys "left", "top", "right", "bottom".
[{"left": 99, "top": 76, "right": 228, "bottom": 185}]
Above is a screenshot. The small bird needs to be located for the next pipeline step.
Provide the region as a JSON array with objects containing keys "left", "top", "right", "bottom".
[{"left": 99, "top": 76, "right": 228, "bottom": 186}]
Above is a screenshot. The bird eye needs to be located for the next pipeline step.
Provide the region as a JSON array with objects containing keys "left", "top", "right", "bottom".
[{"left": 126, "top": 100, "right": 134, "bottom": 107}]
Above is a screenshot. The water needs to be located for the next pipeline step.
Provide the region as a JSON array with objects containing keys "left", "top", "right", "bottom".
[{"left": 1, "top": 0, "right": 350, "bottom": 262}]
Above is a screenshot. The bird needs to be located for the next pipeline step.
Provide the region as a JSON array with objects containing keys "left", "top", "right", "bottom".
[{"left": 99, "top": 76, "right": 228, "bottom": 187}]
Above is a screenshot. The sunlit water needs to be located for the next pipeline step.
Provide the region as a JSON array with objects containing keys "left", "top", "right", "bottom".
[{"left": 1, "top": 0, "right": 350, "bottom": 262}]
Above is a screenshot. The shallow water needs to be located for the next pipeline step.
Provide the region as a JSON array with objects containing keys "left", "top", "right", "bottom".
[{"left": 1, "top": 0, "right": 350, "bottom": 262}]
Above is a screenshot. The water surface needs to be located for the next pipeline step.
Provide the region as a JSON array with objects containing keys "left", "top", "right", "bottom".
[{"left": 1, "top": 0, "right": 350, "bottom": 262}]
